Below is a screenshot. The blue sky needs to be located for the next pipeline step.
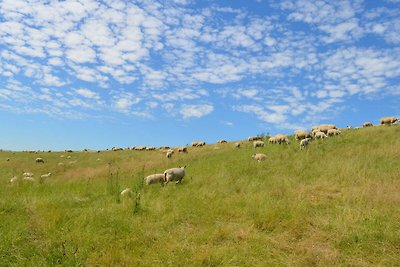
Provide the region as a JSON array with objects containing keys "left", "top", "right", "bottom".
[{"left": 1, "top": 0, "right": 399, "bottom": 151}]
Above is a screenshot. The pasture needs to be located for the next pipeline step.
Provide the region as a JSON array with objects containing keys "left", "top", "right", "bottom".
[{"left": 1, "top": 125, "right": 400, "bottom": 266}]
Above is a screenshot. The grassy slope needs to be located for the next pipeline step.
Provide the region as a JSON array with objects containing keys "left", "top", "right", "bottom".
[{"left": 0, "top": 126, "right": 399, "bottom": 266}]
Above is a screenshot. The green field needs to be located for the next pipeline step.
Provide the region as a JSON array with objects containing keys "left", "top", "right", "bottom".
[{"left": 1, "top": 126, "right": 400, "bottom": 266}]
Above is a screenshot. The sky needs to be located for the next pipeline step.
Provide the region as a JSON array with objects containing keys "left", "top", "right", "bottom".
[{"left": 0, "top": 0, "right": 400, "bottom": 151}]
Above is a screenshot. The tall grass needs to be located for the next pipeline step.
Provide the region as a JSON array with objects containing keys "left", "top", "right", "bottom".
[{"left": 1, "top": 126, "right": 400, "bottom": 266}]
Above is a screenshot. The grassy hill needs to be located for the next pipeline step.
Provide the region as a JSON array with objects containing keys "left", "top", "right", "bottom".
[{"left": 1, "top": 126, "right": 400, "bottom": 266}]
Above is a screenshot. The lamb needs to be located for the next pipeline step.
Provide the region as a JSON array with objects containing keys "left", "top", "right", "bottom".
[
  {"left": 380, "top": 116, "right": 398, "bottom": 125},
  {"left": 300, "top": 138, "right": 311, "bottom": 150},
  {"left": 35, "top": 157, "right": 44, "bottom": 163},
  {"left": 253, "top": 140, "right": 265, "bottom": 148},
  {"left": 327, "top": 129, "right": 341, "bottom": 136},
  {"left": 120, "top": 188, "right": 132, "bottom": 196},
  {"left": 363, "top": 122, "right": 373, "bottom": 127},
  {"left": 178, "top": 147, "right": 188, "bottom": 153},
  {"left": 252, "top": 153, "right": 267, "bottom": 162},
  {"left": 268, "top": 137, "right": 278, "bottom": 144},
  {"left": 145, "top": 173, "right": 165, "bottom": 186},
  {"left": 164, "top": 166, "right": 186, "bottom": 185},
  {"left": 248, "top": 136, "right": 263, "bottom": 141},
  {"left": 166, "top": 151, "right": 173, "bottom": 158},
  {"left": 275, "top": 134, "right": 290, "bottom": 145},
  {"left": 294, "top": 130, "right": 311, "bottom": 140},
  {"left": 315, "top": 131, "right": 328, "bottom": 139}
]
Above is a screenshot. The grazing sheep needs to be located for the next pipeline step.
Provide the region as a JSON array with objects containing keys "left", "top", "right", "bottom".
[
  {"left": 315, "top": 131, "right": 328, "bottom": 139},
  {"left": 294, "top": 130, "right": 311, "bottom": 140},
  {"left": 120, "top": 188, "right": 132, "bottom": 196},
  {"left": 300, "top": 138, "right": 311, "bottom": 150},
  {"left": 178, "top": 147, "right": 188, "bottom": 153},
  {"left": 40, "top": 172, "right": 52, "bottom": 179},
  {"left": 67, "top": 155, "right": 72, "bottom": 159},
  {"left": 217, "top": 139, "right": 227, "bottom": 144},
  {"left": 363, "top": 122, "right": 373, "bottom": 127},
  {"left": 35, "top": 157, "right": 44, "bottom": 163},
  {"left": 268, "top": 137, "right": 278, "bottom": 144},
  {"left": 327, "top": 129, "right": 341, "bottom": 136},
  {"left": 253, "top": 140, "right": 265, "bottom": 148},
  {"left": 23, "top": 176, "right": 35, "bottom": 182},
  {"left": 164, "top": 166, "right": 186, "bottom": 185},
  {"left": 252, "top": 153, "right": 267, "bottom": 162},
  {"left": 146, "top": 147, "right": 156, "bottom": 151},
  {"left": 235, "top": 142, "right": 241, "bottom": 148},
  {"left": 275, "top": 134, "right": 290, "bottom": 145},
  {"left": 380, "top": 116, "right": 398, "bottom": 125},
  {"left": 23, "top": 172, "right": 33, "bottom": 178},
  {"left": 248, "top": 136, "right": 263, "bottom": 141},
  {"left": 10, "top": 176, "right": 18, "bottom": 184},
  {"left": 312, "top": 124, "right": 337, "bottom": 134},
  {"left": 192, "top": 141, "right": 206, "bottom": 147},
  {"left": 166, "top": 151, "right": 173, "bottom": 158},
  {"left": 58, "top": 162, "right": 64, "bottom": 166},
  {"left": 145, "top": 173, "right": 165, "bottom": 186}
]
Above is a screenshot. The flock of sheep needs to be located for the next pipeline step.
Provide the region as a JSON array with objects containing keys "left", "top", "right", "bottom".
[{"left": 6, "top": 116, "right": 398, "bottom": 190}]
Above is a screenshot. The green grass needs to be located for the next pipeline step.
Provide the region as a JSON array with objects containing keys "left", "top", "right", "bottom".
[{"left": 1, "top": 126, "right": 400, "bottom": 266}]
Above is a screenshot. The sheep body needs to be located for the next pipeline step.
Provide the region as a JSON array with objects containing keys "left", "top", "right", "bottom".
[
  {"left": 300, "top": 138, "right": 311, "bottom": 150},
  {"left": 268, "top": 137, "right": 278, "bottom": 144},
  {"left": 253, "top": 140, "right": 265, "bottom": 148},
  {"left": 235, "top": 142, "right": 241, "bottom": 148},
  {"left": 294, "top": 130, "right": 311, "bottom": 140},
  {"left": 120, "top": 188, "right": 132, "bottom": 196},
  {"left": 40, "top": 172, "right": 52, "bottom": 179},
  {"left": 166, "top": 151, "right": 173, "bottom": 158},
  {"left": 327, "top": 129, "right": 341, "bottom": 136},
  {"left": 315, "top": 131, "right": 328, "bottom": 139},
  {"left": 217, "top": 139, "right": 227, "bottom": 144},
  {"left": 380, "top": 116, "right": 398, "bottom": 125},
  {"left": 275, "top": 134, "right": 290, "bottom": 144},
  {"left": 248, "top": 136, "right": 263, "bottom": 141},
  {"left": 35, "top": 157, "right": 44, "bottom": 163},
  {"left": 192, "top": 141, "right": 206, "bottom": 147},
  {"left": 252, "top": 153, "right": 267, "bottom": 162},
  {"left": 145, "top": 173, "right": 165, "bottom": 186},
  {"left": 164, "top": 166, "right": 186, "bottom": 185},
  {"left": 363, "top": 122, "right": 373, "bottom": 127}
]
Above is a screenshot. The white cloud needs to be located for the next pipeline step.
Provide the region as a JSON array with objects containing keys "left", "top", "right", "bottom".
[{"left": 180, "top": 104, "right": 214, "bottom": 118}]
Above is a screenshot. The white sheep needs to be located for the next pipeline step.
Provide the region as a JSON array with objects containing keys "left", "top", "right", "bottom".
[
  {"left": 164, "top": 166, "right": 186, "bottom": 185},
  {"left": 275, "top": 134, "right": 290, "bottom": 145},
  {"left": 235, "top": 142, "right": 241, "bottom": 148},
  {"left": 23, "top": 176, "right": 35, "bottom": 182},
  {"left": 217, "top": 139, "right": 227, "bottom": 144},
  {"left": 268, "top": 137, "right": 278, "bottom": 144},
  {"left": 327, "top": 129, "right": 341, "bottom": 136},
  {"left": 315, "top": 131, "right": 328, "bottom": 139},
  {"left": 23, "top": 172, "right": 34, "bottom": 177},
  {"left": 294, "top": 130, "right": 311, "bottom": 140},
  {"left": 145, "top": 173, "right": 165, "bottom": 186},
  {"left": 178, "top": 147, "right": 188, "bottom": 153},
  {"left": 166, "top": 151, "right": 173, "bottom": 158},
  {"left": 380, "top": 116, "right": 398, "bottom": 125},
  {"left": 252, "top": 153, "right": 267, "bottom": 162},
  {"left": 363, "top": 122, "right": 373, "bottom": 127},
  {"left": 300, "top": 138, "right": 311, "bottom": 150},
  {"left": 120, "top": 188, "right": 132, "bottom": 196},
  {"left": 35, "top": 157, "right": 44, "bottom": 163},
  {"left": 253, "top": 140, "right": 265, "bottom": 148},
  {"left": 248, "top": 136, "right": 263, "bottom": 141},
  {"left": 10, "top": 176, "right": 18, "bottom": 184},
  {"left": 40, "top": 172, "right": 52, "bottom": 179}
]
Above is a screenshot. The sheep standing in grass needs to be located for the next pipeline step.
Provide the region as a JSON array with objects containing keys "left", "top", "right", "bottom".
[
  {"left": 327, "top": 129, "right": 341, "bottom": 136},
  {"left": 164, "top": 166, "right": 186, "bottom": 185},
  {"left": 275, "top": 134, "right": 290, "bottom": 145},
  {"left": 120, "top": 188, "right": 132, "bottom": 196},
  {"left": 217, "top": 139, "right": 227, "bottom": 144},
  {"left": 40, "top": 172, "right": 52, "bottom": 179},
  {"left": 294, "top": 130, "right": 311, "bottom": 140},
  {"left": 178, "top": 147, "right": 188, "bottom": 153},
  {"left": 23, "top": 172, "right": 33, "bottom": 178},
  {"left": 268, "top": 137, "right": 278, "bottom": 144},
  {"left": 363, "top": 122, "right": 373, "bottom": 127},
  {"left": 252, "top": 153, "right": 267, "bottom": 162},
  {"left": 145, "top": 173, "right": 165, "bottom": 186},
  {"left": 248, "top": 136, "right": 262, "bottom": 141},
  {"left": 166, "top": 151, "right": 173, "bottom": 158},
  {"left": 10, "top": 176, "right": 18, "bottom": 184},
  {"left": 315, "top": 131, "right": 328, "bottom": 139},
  {"left": 35, "top": 157, "right": 44, "bottom": 163},
  {"left": 235, "top": 142, "right": 241, "bottom": 148},
  {"left": 300, "top": 138, "right": 311, "bottom": 150},
  {"left": 253, "top": 140, "right": 265, "bottom": 148},
  {"left": 380, "top": 116, "right": 398, "bottom": 125}
]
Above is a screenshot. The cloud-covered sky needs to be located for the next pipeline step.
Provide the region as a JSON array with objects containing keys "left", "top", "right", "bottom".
[{"left": 1, "top": 0, "right": 399, "bottom": 150}]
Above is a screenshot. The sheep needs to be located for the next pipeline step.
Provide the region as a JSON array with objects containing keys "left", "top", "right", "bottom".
[
  {"left": 40, "top": 172, "right": 52, "bottom": 179},
  {"left": 120, "top": 188, "right": 132, "bottom": 196},
  {"left": 67, "top": 155, "right": 72, "bottom": 159},
  {"left": 164, "top": 166, "right": 186, "bottom": 185},
  {"left": 166, "top": 151, "right": 173, "bottom": 158},
  {"left": 363, "top": 122, "right": 373, "bottom": 127},
  {"left": 248, "top": 136, "right": 263, "bottom": 141},
  {"left": 294, "top": 130, "right": 312, "bottom": 140},
  {"left": 380, "top": 116, "right": 398, "bottom": 125},
  {"left": 275, "top": 134, "right": 290, "bottom": 145},
  {"left": 35, "top": 157, "right": 44, "bottom": 163},
  {"left": 312, "top": 124, "right": 337, "bottom": 134},
  {"left": 6, "top": 158, "right": 10, "bottom": 161},
  {"left": 23, "top": 172, "right": 34, "bottom": 178},
  {"left": 23, "top": 176, "right": 35, "bottom": 182},
  {"left": 192, "top": 141, "right": 206, "bottom": 147},
  {"left": 252, "top": 153, "right": 267, "bottom": 162},
  {"left": 217, "top": 139, "right": 227, "bottom": 144},
  {"left": 300, "top": 138, "right": 311, "bottom": 150},
  {"left": 10, "top": 176, "right": 18, "bottom": 184},
  {"left": 178, "top": 147, "right": 188, "bottom": 153},
  {"left": 327, "top": 129, "right": 341, "bottom": 136},
  {"left": 145, "top": 173, "right": 165, "bottom": 186},
  {"left": 253, "top": 140, "right": 265, "bottom": 148},
  {"left": 268, "top": 137, "right": 278, "bottom": 144},
  {"left": 235, "top": 142, "right": 241, "bottom": 148},
  {"left": 315, "top": 131, "right": 328, "bottom": 139}
]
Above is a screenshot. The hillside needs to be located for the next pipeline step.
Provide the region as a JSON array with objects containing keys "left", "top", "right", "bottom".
[{"left": 1, "top": 126, "right": 400, "bottom": 266}]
